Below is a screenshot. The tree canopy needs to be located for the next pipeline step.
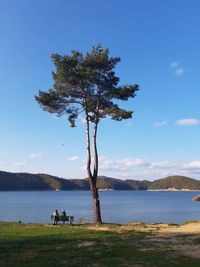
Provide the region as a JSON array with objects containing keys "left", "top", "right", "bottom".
[{"left": 36, "top": 44, "right": 139, "bottom": 127}]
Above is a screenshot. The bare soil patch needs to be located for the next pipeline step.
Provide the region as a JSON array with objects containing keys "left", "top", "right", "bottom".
[{"left": 77, "top": 241, "right": 96, "bottom": 247}]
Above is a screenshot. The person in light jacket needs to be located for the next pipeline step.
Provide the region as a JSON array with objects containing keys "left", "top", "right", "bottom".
[{"left": 52, "top": 209, "right": 59, "bottom": 225}]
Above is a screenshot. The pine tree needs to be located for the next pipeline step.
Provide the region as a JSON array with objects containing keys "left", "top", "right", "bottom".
[{"left": 35, "top": 44, "right": 139, "bottom": 224}]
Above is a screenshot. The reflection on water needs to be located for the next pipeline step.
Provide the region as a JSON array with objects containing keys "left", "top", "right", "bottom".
[{"left": 0, "top": 190, "right": 200, "bottom": 224}]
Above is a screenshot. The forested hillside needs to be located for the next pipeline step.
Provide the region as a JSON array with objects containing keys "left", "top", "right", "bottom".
[
  {"left": 0, "top": 171, "right": 148, "bottom": 191},
  {"left": 149, "top": 176, "right": 200, "bottom": 190},
  {"left": 0, "top": 171, "right": 200, "bottom": 191}
]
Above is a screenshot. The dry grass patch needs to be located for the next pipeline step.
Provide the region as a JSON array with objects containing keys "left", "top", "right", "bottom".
[
  {"left": 137, "top": 221, "right": 200, "bottom": 259},
  {"left": 77, "top": 241, "right": 96, "bottom": 247}
]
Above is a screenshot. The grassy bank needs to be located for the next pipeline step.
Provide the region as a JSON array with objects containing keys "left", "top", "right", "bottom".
[{"left": 0, "top": 221, "right": 200, "bottom": 266}]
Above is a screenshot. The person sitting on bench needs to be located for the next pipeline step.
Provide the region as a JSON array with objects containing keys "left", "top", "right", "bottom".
[
  {"left": 52, "top": 209, "right": 59, "bottom": 225},
  {"left": 60, "top": 209, "right": 66, "bottom": 224},
  {"left": 60, "top": 209, "right": 66, "bottom": 217}
]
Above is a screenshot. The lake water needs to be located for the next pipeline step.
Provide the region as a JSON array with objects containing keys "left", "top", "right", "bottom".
[{"left": 0, "top": 191, "right": 200, "bottom": 224}]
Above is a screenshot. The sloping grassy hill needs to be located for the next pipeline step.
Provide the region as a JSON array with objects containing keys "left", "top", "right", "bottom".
[{"left": 149, "top": 175, "right": 200, "bottom": 190}]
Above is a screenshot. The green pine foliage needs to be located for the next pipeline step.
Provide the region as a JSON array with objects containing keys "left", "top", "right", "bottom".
[{"left": 35, "top": 44, "right": 139, "bottom": 127}]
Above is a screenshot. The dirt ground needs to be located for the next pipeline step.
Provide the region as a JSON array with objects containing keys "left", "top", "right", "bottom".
[
  {"left": 132, "top": 221, "right": 200, "bottom": 259},
  {"left": 87, "top": 221, "right": 200, "bottom": 259}
]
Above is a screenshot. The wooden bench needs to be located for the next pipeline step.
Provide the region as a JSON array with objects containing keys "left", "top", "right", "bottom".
[{"left": 51, "top": 215, "right": 74, "bottom": 224}]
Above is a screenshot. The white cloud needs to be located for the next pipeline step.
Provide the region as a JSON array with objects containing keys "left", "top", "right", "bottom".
[
  {"left": 68, "top": 156, "right": 80, "bottom": 161},
  {"left": 98, "top": 158, "right": 149, "bottom": 175},
  {"left": 170, "top": 61, "right": 185, "bottom": 76},
  {"left": 153, "top": 121, "right": 167, "bottom": 127},
  {"left": 175, "top": 68, "right": 184, "bottom": 76},
  {"left": 29, "top": 153, "right": 46, "bottom": 159},
  {"left": 0, "top": 161, "right": 6, "bottom": 167},
  {"left": 176, "top": 118, "right": 200, "bottom": 126},
  {"left": 151, "top": 160, "right": 176, "bottom": 169},
  {"left": 96, "top": 156, "right": 200, "bottom": 180},
  {"left": 99, "top": 156, "right": 107, "bottom": 161},
  {"left": 118, "top": 158, "right": 149, "bottom": 167},
  {"left": 3, "top": 155, "right": 200, "bottom": 181},
  {"left": 170, "top": 61, "right": 179, "bottom": 68},
  {"left": 14, "top": 161, "right": 27, "bottom": 166},
  {"left": 182, "top": 161, "right": 200, "bottom": 170}
]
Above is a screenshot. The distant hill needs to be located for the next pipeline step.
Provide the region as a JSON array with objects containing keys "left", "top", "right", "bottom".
[
  {"left": 0, "top": 171, "right": 200, "bottom": 191},
  {"left": 0, "top": 171, "right": 148, "bottom": 191},
  {"left": 97, "top": 176, "right": 151, "bottom": 190},
  {"left": 0, "top": 171, "right": 90, "bottom": 191},
  {"left": 97, "top": 176, "right": 130, "bottom": 190},
  {"left": 149, "top": 176, "right": 200, "bottom": 190},
  {"left": 125, "top": 179, "right": 151, "bottom": 190}
]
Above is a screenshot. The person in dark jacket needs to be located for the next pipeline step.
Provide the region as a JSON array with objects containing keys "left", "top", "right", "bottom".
[{"left": 60, "top": 209, "right": 66, "bottom": 216}]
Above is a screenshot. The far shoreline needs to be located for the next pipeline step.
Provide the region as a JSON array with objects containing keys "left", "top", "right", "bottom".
[
  {"left": 1, "top": 188, "right": 200, "bottom": 192},
  {"left": 147, "top": 189, "right": 200, "bottom": 192}
]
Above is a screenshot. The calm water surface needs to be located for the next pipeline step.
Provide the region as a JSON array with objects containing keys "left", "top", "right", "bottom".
[{"left": 0, "top": 190, "right": 200, "bottom": 224}]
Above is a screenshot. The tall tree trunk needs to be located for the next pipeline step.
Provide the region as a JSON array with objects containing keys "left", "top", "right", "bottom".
[
  {"left": 92, "top": 119, "right": 102, "bottom": 224},
  {"left": 93, "top": 119, "right": 98, "bottom": 180},
  {"left": 85, "top": 114, "right": 102, "bottom": 224},
  {"left": 85, "top": 114, "right": 92, "bottom": 179}
]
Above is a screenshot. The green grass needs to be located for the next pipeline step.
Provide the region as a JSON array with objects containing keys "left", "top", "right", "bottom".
[
  {"left": 0, "top": 222, "right": 199, "bottom": 267},
  {"left": 193, "top": 237, "right": 200, "bottom": 244}
]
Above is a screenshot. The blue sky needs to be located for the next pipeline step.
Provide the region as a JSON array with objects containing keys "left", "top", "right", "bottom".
[{"left": 0, "top": 0, "right": 200, "bottom": 180}]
